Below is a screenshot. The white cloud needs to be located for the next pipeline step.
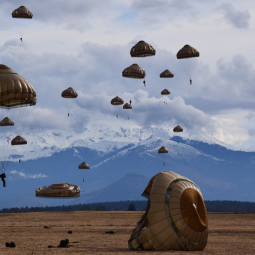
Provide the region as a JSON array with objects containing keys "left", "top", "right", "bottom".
[
  {"left": 220, "top": 3, "right": 251, "bottom": 29},
  {"left": 10, "top": 170, "right": 47, "bottom": 179}
]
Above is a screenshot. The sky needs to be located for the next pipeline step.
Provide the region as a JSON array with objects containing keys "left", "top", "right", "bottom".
[{"left": 0, "top": 0, "right": 255, "bottom": 151}]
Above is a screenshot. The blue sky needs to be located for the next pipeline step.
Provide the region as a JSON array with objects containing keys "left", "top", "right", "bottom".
[{"left": 0, "top": 0, "right": 255, "bottom": 150}]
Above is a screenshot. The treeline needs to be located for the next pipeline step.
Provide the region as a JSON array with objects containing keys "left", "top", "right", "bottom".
[{"left": 0, "top": 200, "right": 255, "bottom": 214}]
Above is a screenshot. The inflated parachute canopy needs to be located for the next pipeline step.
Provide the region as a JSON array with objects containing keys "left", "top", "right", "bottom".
[
  {"left": 158, "top": 146, "right": 168, "bottom": 153},
  {"left": 161, "top": 89, "right": 170, "bottom": 95},
  {"left": 177, "top": 45, "right": 199, "bottom": 59},
  {"left": 111, "top": 96, "right": 124, "bottom": 105},
  {"left": 78, "top": 162, "right": 90, "bottom": 169},
  {"left": 130, "top": 40, "right": 156, "bottom": 57},
  {"left": 0, "top": 117, "right": 14, "bottom": 126},
  {"left": 61, "top": 87, "right": 78, "bottom": 98},
  {"left": 0, "top": 65, "right": 36, "bottom": 108},
  {"left": 35, "top": 183, "right": 80, "bottom": 198},
  {"left": 122, "top": 64, "right": 145, "bottom": 79},
  {"left": 11, "top": 135, "right": 27, "bottom": 145},
  {"left": 173, "top": 125, "right": 183, "bottom": 132},
  {"left": 128, "top": 171, "right": 208, "bottom": 251},
  {"left": 123, "top": 103, "right": 132, "bottom": 109},
  {"left": 160, "top": 69, "right": 174, "bottom": 78},
  {"left": 12, "top": 6, "right": 33, "bottom": 19}
]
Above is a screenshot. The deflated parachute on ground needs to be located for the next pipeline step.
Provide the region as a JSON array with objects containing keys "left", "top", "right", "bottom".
[
  {"left": 0, "top": 65, "right": 36, "bottom": 108},
  {"left": 128, "top": 171, "right": 208, "bottom": 251},
  {"left": 35, "top": 183, "right": 81, "bottom": 198}
]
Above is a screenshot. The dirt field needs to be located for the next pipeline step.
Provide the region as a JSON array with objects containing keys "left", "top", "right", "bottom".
[{"left": 0, "top": 211, "right": 254, "bottom": 254}]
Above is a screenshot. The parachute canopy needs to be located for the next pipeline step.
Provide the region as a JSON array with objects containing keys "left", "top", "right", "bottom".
[
  {"left": 61, "top": 87, "right": 78, "bottom": 98},
  {"left": 123, "top": 103, "right": 132, "bottom": 109},
  {"left": 122, "top": 64, "right": 145, "bottom": 79},
  {"left": 0, "top": 65, "right": 36, "bottom": 108},
  {"left": 160, "top": 69, "right": 174, "bottom": 78},
  {"left": 173, "top": 125, "right": 183, "bottom": 133},
  {"left": 158, "top": 146, "right": 168, "bottom": 153},
  {"left": 130, "top": 40, "right": 156, "bottom": 57},
  {"left": 111, "top": 96, "right": 124, "bottom": 106},
  {"left": 0, "top": 117, "right": 14, "bottom": 126},
  {"left": 161, "top": 89, "right": 170, "bottom": 95},
  {"left": 35, "top": 183, "right": 80, "bottom": 198},
  {"left": 11, "top": 135, "right": 27, "bottom": 145},
  {"left": 78, "top": 162, "right": 90, "bottom": 169},
  {"left": 12, "top": 6, "right": 33, "bottom": 19},
  {"left": 128, "top": 171, "right": 208, "bottom": 251},
  {"left": 177, "top": 45, "right": 199, "bottom": 59}
]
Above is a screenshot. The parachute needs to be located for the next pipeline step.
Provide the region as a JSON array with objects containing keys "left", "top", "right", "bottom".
[
  {"left": 111, "top": 96, "right": 124, "bottom": 106},
  {"left": 176, "top": 45, "right": 199, "bottom": 85},
  {"left": 123, "top": 103, "right": 132, "bottom": 109},
  {"left": 35, "top": 183, "right": 81, "bottom": 198},
  {"left": 61, "top": 87, "right": 78, "bottom": 98},
  {"left": 177, "top": 45, "right": 199, "bottom": 59},
  {"left": 173, "top": 125, "right": 183, "bottom": 133},
  {"left": 61, "top": 87, "right": 78, "bottom": 116},
  {"left": 130, "top": 40, "right": 156, "bottom": 57},
  {"left": 78, "top": 162, "right": 90, "bottom": 169},
  {"left": 160, "top": 69, "right": 174, "bottom": 78},
  {"left": 0, "top": 65, "right": 36, "bottom": 172},
  {"left": 0, "top": 117, "right": 14, "bottom": 126},
  {"left": 0, "top": 65, "right": 36, "bottom": 108},
  {"left": 12, "top": 6, "right": 33, "bottom": 41},
  {"left": 11, "top": 135, "right": 27, "bottom": 145},
  {"left": 122, "top": 64, "right": 146, "bottom": 79},
  {"left": 12, "top": 6, "right": 33, "bottom": 19},
  {"left": 128, "top": 171, "right": 208, "bottom": 251},
  {"left": 161, "top": 89, "right": 170, "bottom": 95},
  {"left": 158, "top": 146, "right": 168, "bottom": 153}
]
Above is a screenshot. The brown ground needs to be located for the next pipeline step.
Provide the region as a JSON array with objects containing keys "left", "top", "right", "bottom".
[{"left": 0, "top": 211, "right": 254, "bottom": 254}]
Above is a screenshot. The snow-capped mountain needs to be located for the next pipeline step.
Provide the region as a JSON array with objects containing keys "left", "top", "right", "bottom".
[{"left": 0, "top": 128, "right": 255, "bottom": 209}]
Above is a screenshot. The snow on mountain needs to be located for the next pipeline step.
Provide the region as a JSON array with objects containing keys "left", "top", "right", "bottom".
[{"left": 0, "top": 127, "right": 255, "bottom": 209}]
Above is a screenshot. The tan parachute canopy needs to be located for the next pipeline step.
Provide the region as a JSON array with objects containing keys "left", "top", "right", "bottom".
[
  {"left": 130, "top": 40, "right": 156, "bottom": 57},
  {"left": 0, "top": 65, "right": 36, "bottom": 108},
  {"left": 161, "top": 89, "right": 170, "bottom": 95},
  {"left": 173, "top": 125, "right": 183, "bottom": 132},
  {"left": 61, "top": 87, "right": 78, "bottom": 98},
  {"left": 160, "top": 69, "right": 174, "bottom": 78},
  {"left": 122, "top": 64, "right": 146, "bottom": 79},
  {"left": 78, "top": 162, "right": 90, "bottom": 169},
  {"left": 0, "top": 117, "right": 14, "bottom": 126},
  {"left": 158, "top": 146, "right": 168, "bottom": 153},
  {"left": 12, "top": 6, "right": 33, "bottom": 19},
  {"left": 177, "top": 45, "right": 199, "bottom": 59},
  {"left": 35, "top": 183, "right": 81, "bottom": 198},
  {"left": 123, "top": 103, "right": 132, "bottom": 109},
  {"left": 128, "top": 171, "right": 208, "bottom": 251},
  {"left": 11, "top": 135, "right": 27, "bottom": 145},
  {"left": 111, "top": 96, "right": 124, "bottom": 105}
]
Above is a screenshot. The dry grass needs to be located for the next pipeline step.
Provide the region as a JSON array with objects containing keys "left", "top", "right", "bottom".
[{"left": 0, "top": 211, "right": 254, "bottom": 254}]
